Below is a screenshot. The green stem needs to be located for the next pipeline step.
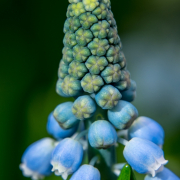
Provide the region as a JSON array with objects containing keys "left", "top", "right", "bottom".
[
  {"left": 75, "top": 129, "right": 89, "bottom": 141},
  {"left": 85, "top": 106, "right": 117, "bottom": 180}
]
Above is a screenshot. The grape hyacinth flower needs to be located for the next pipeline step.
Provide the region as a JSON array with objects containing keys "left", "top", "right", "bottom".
[
  {"left": 70, "top": 164, "right": 100, "bottom": 180},
  {"left": 108, "top": 100, "right": 138, "bottom": 129},
  {"left": 128, "top": 116, "right": 165, "bottom": 147},
  {"left": 51, "top": 138, "right": 83, "bottom": 180},
  {"left": 123, "top": 138, "right": 168, "bottom": 177},
  {"left": 20, "top": 0, "right": 180, "bottom": 180},
  {"left": 88, "top": 120, "right": 117, "bottom": 149},
  {"left": 20, "top": 138, "right": 55, "bottom": 180},
  {"left": 144, "top": 167, "right": 180, "bottom": 180},
  {"left": 47, "top": 112, "right": 78, "bottom": 140},
  {"left": 53, "top": 102, "right": 79, "bottom": 129}
]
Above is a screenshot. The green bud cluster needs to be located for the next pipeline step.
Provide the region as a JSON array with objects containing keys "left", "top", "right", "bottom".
[{"left": 57, "top": 0, "right": 136, "bottom": 104}]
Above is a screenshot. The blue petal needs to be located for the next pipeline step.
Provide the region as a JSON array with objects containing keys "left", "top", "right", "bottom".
[
  {"left": 51, "top": 138, "right": 83, "bottom": 175},
  {"left": 70, "top": 165, "right": 100, "bottom": 180},
  {"left": 21, "top": 138, "right": 55, "bottom": 176},
  {"left": 108, "top": 100, "right": 138, "bottom": 129},
  {"left": 144, "top": 167, "right": 180, "bottom": 180},
  {"left": 128, "top": 116, "right": 164, "bottom": 146},
  {"left": 47, "top": 112, "right": 78, "bottom": 139},
  {"left": 123, "top": 138, "right": 168, "bottom": 176},
  {"left": 88, "top": 120, "right": 117, "bottom": 149},
  {"left": 53, "top": 102, "right": 79, "bottom": 129}
]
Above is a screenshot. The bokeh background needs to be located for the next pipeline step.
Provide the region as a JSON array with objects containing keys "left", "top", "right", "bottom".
[{"left": 0, "top": 0, "right": 180, "bottom": 179}]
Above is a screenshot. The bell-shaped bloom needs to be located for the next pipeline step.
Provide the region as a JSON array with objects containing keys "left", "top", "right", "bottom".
[
  {"left": 47, "top": 112, "right": 78, "bottom": 140},
  {"left": 70, "top": 164, "right": 100, "bottom": 180},
  {"left": 51, "top": 138, "right": 83, "bottom": 180},
  {"left": 88, "top": 120, "right": 117, "bottom": 149},
  {"left": 128, "top": 116, "right": 164, "bottom": 147},
  {"left": 144, "top": 167, "right": 180, "bottom": 180},
  {"left": 123, "top": 138, "right": 168, "bottom": 177},
  {"left": 20, "top": 138, "right": 55, "bottom": 180},
  {"left": 53, "top": 102, "right": 79, "bottom": 129},
  {"left": 108, "top": 100, "right": 138, "bottom": 130}
]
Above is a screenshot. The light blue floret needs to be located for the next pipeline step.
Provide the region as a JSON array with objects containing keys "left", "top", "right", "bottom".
[
  {"left": 70, "top": 164, "right": 100, "bottom": 180},
  {"left": 108, "top": 100, "right": 138, "bottom": 129},
  {"left": 20, "top": 138, "right": 55, "bottom": 179},
  {"left": 47, "top": 112, "right": 78, "bottom": 140},
  {"left": 123, "top": 138, "right": 168, "bottom": 177},
  {"left": 51, "top": 138, "right": 83, "bottom": 180},
  {"left": 53, "top": 102, "right": 79, "bottom": 129},
  {"left": 144, "top": 167, "right": 180, "bottom": 180},
  {"left": 128, "top": 116, "right": 164, "bottom": 147},
  {"left": 88, "top": 120, "right": 117, "bottom": 149}
]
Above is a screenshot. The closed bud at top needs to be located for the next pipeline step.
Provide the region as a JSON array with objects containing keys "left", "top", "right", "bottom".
[
  {"left": 56, "top": 79, "right": 69, "bottom": 97},
  {"left": 92, "top": 3, "right": 108, "bottom": 20},
  {"left": 144, "top": 167, "right": 180, "bottom": 180},
  {"left": 57, "top": 0, "right": 136, "bottom": 101},
  {"left": 69, "top": 0, "right": 81, "bottom": 3},
  {"left": 72, "top": 95, "right": 96, "bottom": 120},
  {"left": 83, "top": 0, "right": 100, "bottom": 11},
  {"left": 61, "top": 75, "right": 82, "bottom": 97},
  {"left": 88, "top": 120, "right": 117, "bottom": 149},
  {"left": 20, "top": 138, "right": 55, "bottom": 180},
  {"left": 47, "top": 112, "right": 78, "bottom": 140},
  {"left": 108, "top": 100, "right": 138, "bottom": 129},
  {"left": 95, "top": 85, "right": 122, "bottom": 109},
  {"left": 53, "top": 102, "right": 79, "bottom": 129},
  {"left": 128, "top": 116, "right": 165, "bottom": 147},
  {"left": 51, "top": 138, "right": 83, "bottom": 180},
  {"left": 123, "top": 138, "right": 168, "bottom": 177},
  {"left": 70, "top": 165, "right": 100, "bottom": 180}
]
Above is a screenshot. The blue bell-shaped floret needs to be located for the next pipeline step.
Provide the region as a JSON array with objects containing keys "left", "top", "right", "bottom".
[
  {"left": 51, "top": 138, "right": 83, "bottom": 180},
  {"left": 70, "top": 164, "right": 100, "bottom": 180},
  {"left": 123, "top": 137, "right": 168, "bottom": 177},
  {"left": 144, "top": 167, "right": 180, "bottom": 180},
  {"left": 47, "top": 112, "right": 78, "bottom": 140},
  {"left": 53, "top": 102, "right": 79, "bottom": 129},
  {"left": 88, "top": 120, "right": 117, "bottom": 149},
  {"left": 128, "top": 116, "right": 164, "bottom": 147},
  {"left": 20, "top": 138, "right": 55, "bottom": 180},
  {"left": 108, "top": 100, "right": 138, "bottom": 129}
]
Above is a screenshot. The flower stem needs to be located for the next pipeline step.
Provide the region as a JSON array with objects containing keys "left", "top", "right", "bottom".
[
  {"left": 118, "top": 138, "right": 128, "bottom": 146},
  {"left": 75, "top": 129, "right": 89, "bottom": 141},
  {"left": 85, "top": 105, "right": 117, "bottom": 180},
  {"left": 89, "top": 156, "right": 99, "bottom": 166}
]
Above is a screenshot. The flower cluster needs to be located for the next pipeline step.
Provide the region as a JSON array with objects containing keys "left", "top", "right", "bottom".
[
  {"left": 20, "top": 0, "right": 179, "bottom": 180},
  {"left": 57, "top": 0, "right": 136, "bottom": 107}
]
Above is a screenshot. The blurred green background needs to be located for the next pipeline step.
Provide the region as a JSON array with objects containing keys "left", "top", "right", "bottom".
[{"left": 0, "top": 0, "right": 180, "bottom": 179}]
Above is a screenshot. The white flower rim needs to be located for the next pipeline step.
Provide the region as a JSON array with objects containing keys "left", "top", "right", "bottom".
[
  {"left": 51, "top": 161, "right": 72, "bottom": 180},
  {"left": 20, "top": 163, "right": 44, "bottom": 180},
  {"left": 148, "top": 156, "right": 168, "bottom": 177}
]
